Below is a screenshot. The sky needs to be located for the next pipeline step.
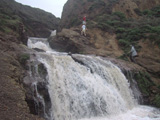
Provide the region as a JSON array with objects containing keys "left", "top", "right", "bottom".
[{"left": 15, "top": 0, "right": 68, "bottom": 18}]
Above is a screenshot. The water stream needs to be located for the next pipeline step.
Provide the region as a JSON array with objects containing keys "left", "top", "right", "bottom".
[{"left": 27, "top": 37, "right": 160, "bottom": 120}]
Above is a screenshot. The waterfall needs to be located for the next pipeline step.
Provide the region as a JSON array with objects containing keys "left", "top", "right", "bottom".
[
  {"left": 24, "top": 51, "right": 52, "bottom": 119},
  {"left": 27, "top": 37, "right": 160, "bottom": 120},
  {"left": 124, "top": 71, "right": 143, "bottom": 104}
]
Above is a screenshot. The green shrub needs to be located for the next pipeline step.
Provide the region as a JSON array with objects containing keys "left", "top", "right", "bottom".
[
  {"left": 118, "top": 39, "right": 130, "bottom": 47},
  {"left": 148, "top": 34, "right": 157, "bottom": 40},
  {"left": 135, "top": 72, "right": 153, "bottom": 96},
  {"left": 19, "top": 53, "right": 30, "bottom": 65},
  {"left": 158, "top": 43, "right": 160, "bottom": 48},
  {"left": 89, "top": 1, "right": 105, "bottom": 11},
  {"left": 70, "top": 17, "right": 81, "bottom": 27},
  {"left": 3, "top": 27, "right": 12, "bottom": 33},
  {"left": 97, "top": 22, "right": 114, "bottom": 32},
  {"left": 38, "top": 63, "right": 47, "bottom": 79},
  {"left": 118, "top": 54, "right": 129, "bottom": 61},
  {"left": 142, "top": 5, "right": 160, "bottom": 17},
  {"left": 106, "top": 20, "right": 120, "bottom": 26},
  {"left": 120, "top": 21, "right": 132, "bottom": 28},
  {"left": 90, "top": 6, "right": 160, "bottom": 51},
  {"left": 109, "top": 0, "right": 119, "bottom": 3},
  {"left": 153, "top": 94, "right": 160, "bottom": 107},
  {"left": 112, "top": 11, "right": 126, "bottom": 20},
  {"left": 151, "top": 6, "right": 160, "bottom": 17},
  {"left": 87, "top": 0, "right": 94, "bottom": 2},
  {"left": 0, "top": 19, "right": 7, "bottom": 26},
  {"left": 116, "top": 27, "right": 126, "bottom": 33},
  {"left": 151, "top": 26, "right": 160, "bottom": 33},
  {"left": 134, "top": 8, "right": 143, "bottom": 16},
  {"left": 0, "top": 11, "right": 20, "bottom": 34},
  {"left": 143, "top": 10, "right": 152, "bottom": 16},
  {"left": 116, "top": 33, "right": 128, "bottom": 39},
  {"left": 139, "top": 25, "right": 152, "bottom": 33}
]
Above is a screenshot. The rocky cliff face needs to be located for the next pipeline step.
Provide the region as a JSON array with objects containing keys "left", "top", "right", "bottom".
[
  {"left": 112, "top": 0, "right": 160, "bottom": 18},
  {"left": 49, "top": 28, "right": 123, "bottom": 57},
  {"left": 60, "top": 0, "right": 160, "bottom": 28},
  {"left": 0, "top": 0, "right": 59, "bottom": 119},
  {"left": 0, "top": 0, "right": 60, "bottom": 38},
  {"left": 0, "top": 32, "right": 44, "bottom": 120},
  {"left": 53, "top": 0, "right": 160, "bottom": 108}
]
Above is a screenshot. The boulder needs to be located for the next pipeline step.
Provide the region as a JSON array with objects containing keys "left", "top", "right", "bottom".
[
  {"left": 48, "top": 28, "right": 123, "bottom": 57},
  {"left": 48, "top": 28, "right": 93, "bottom": 54}
]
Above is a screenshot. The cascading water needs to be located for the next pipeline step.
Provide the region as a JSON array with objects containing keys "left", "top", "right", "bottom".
[
  {"left": 27, "top": 37, "right": 160, "bottom": 120},
  {"left": 24, "top": 51, "right": 52, "bottom": 119},
  {"left": 124, "top": 71, "right": 143, "bottom": 104}
]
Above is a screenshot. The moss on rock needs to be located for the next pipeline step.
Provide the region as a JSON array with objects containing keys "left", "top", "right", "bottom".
[
  {"left": 135, "top": 72, "right": 154, "bottom": 96},
  {"left": 153, "top": 94, "right": 160, "bottom": 108}
]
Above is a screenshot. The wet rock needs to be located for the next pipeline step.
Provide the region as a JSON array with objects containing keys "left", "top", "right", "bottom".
[
  {"left": 0, "top": 32, "right": 44, "bottom": 120},
  {"left": 33, "top": 48, "right": 46, "bottom": 52},
  {"left": 24, "top": 60, "right": 51, "bottom": 119}
]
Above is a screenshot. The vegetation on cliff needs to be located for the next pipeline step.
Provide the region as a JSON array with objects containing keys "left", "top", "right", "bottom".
[
  {"left": 87, "top": 5, "right": 160, "bottom": 54},
  {"left": 0, "top": 0, "right": 59, "bottom": 37},
  {"left": 61, "top": 0, "right": 160, "bottom": 56},
  {"left": 135, "top": 72, "right": 153, "bottom": 97},
  {"left": 134, "top": 71, "right": 160, "bottom": 108}
]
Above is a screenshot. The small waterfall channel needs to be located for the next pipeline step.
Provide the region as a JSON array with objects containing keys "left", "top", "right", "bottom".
[{"left": 27, "top": 37, "right": 160, "bottom": 120}]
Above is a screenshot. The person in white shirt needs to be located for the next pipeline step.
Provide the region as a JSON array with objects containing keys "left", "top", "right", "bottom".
[
  {"left": 130, "top": 45, "right": 138, "bottom": 63},
  {"left": 81, "top": 24, "right": 86, "bottom": 36}
]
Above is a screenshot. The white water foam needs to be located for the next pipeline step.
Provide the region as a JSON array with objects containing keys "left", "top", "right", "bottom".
[
  {"left": 80, "top": 106, "right": 160, "bottom": 120},
  {"left": 28, "top": 38, "right": 160, "bottom": 120},
  {"left": 28, "top": 37, "right": 54, "bottom": 52}
]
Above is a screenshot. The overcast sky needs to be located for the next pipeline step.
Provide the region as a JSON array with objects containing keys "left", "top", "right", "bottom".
[{"left": 15, "top": 0, "right": 68, "bottom": 18}]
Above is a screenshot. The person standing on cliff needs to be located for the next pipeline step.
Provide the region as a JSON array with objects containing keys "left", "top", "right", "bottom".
[
  {"left": 130, "top": 45, "right": 138, "bottom": 63},
  {"left": 81, "top": 24, "right": 86, "bottom": 36},
  {"left": 82, "top": 16, "right": 86, "bottom": 25},
  {"left": 19, "top": 22, "right": 27, "bottom": 45}
]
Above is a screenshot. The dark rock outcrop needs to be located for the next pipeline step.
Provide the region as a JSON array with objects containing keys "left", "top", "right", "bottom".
[
  {"left": 48, "top": 28, "right": 94, "bottom": 53},
  {"left": 24, "top": 58, "right": 51, "bottom": 119},
  {"left": 48, "top": 28, "right": 123, "bottom": 57},
  {"left": 0, "top": 32, "right": 44, "bottom": 120},
  {"left": 0, "top": 0, "right": 60, "bottom": 119}
]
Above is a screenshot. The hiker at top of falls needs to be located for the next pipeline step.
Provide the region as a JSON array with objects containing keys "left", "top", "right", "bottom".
[
  {"left": 81, "top": 24, "right": 87, "bottom": 36},
  {"left": 82, "top": 16, "right": 86, "bottom": 25},
  {"left": 130, "top": 45, "right": 138, "bottom": 63}
]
